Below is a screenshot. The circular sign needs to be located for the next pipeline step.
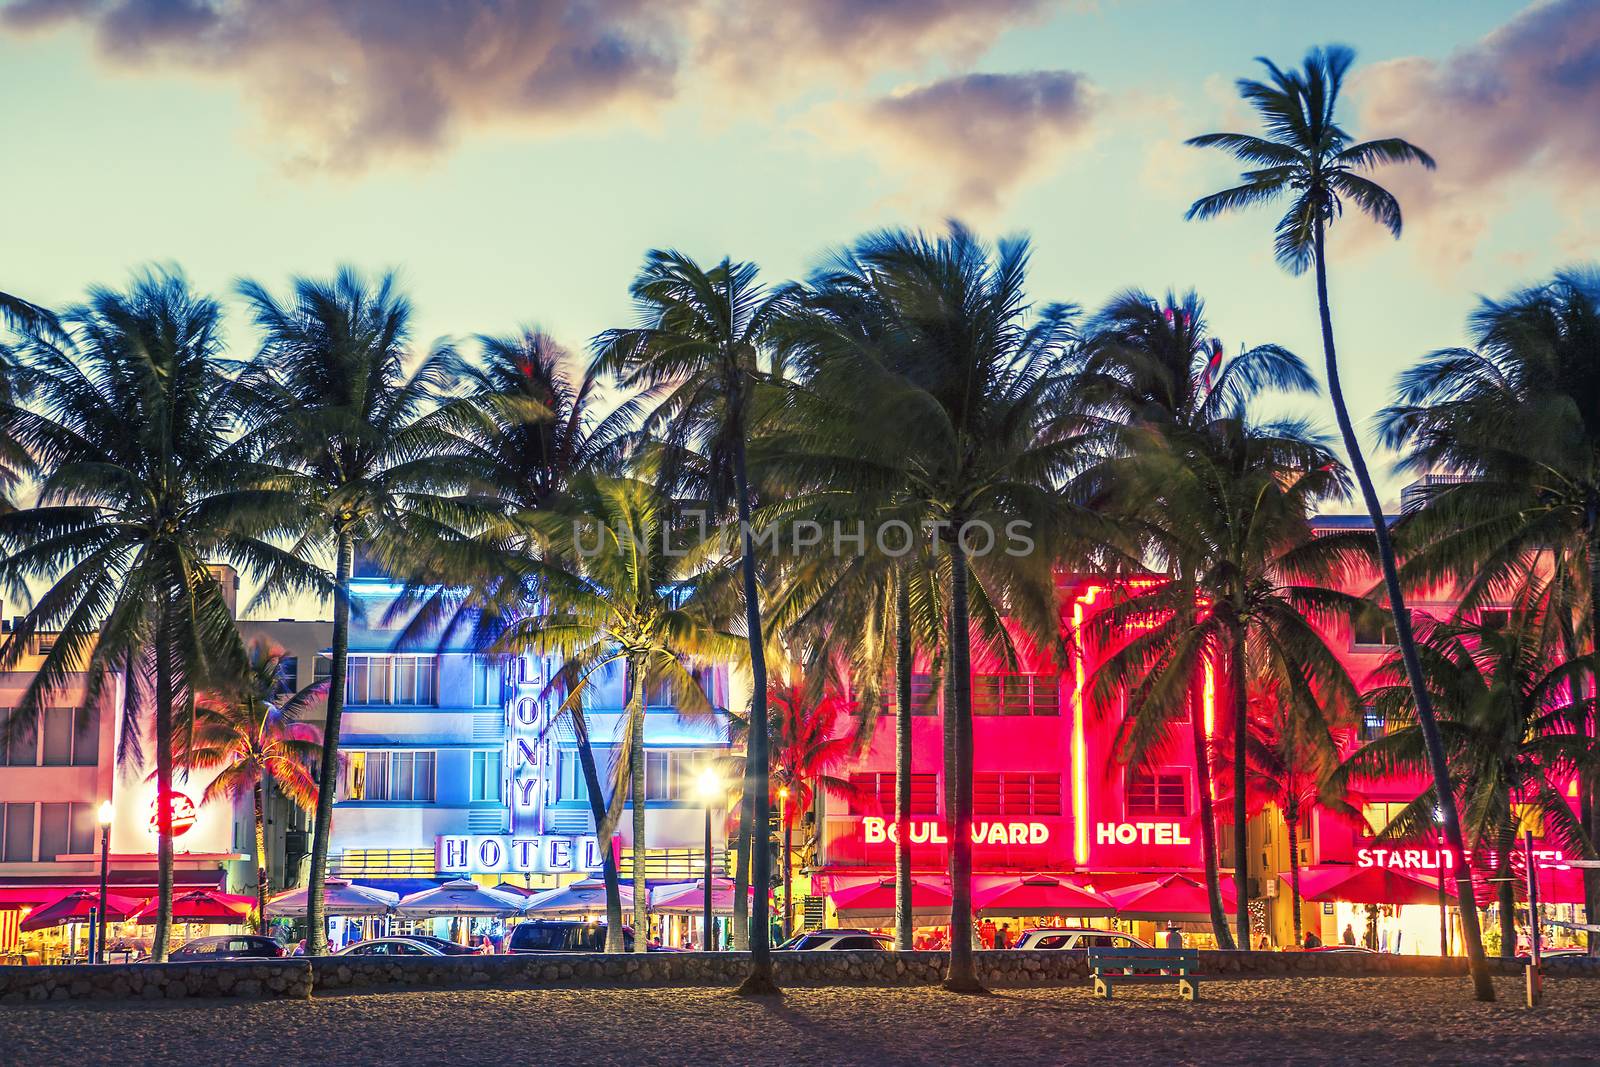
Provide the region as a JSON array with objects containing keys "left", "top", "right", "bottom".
[{"left": 148, "top": 791, "right": 197, "bottom": 837}]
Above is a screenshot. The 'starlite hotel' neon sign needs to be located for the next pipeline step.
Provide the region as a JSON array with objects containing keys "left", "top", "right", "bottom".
[{"left": 861, "top": 817, "right": 1051, "bottom": 846}]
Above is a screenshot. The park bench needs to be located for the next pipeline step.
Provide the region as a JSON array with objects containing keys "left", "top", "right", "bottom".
[{"left": 1087, "top": 946, "right": 1201, "bottom": 1001}]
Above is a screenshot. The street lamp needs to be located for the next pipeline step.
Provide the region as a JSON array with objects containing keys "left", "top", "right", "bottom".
[
  {"left": 94, "top": 800, "right": 113, "bottom": 965},
  {"left": 777, "top": 785, "right": 791, "bottom": 941},
  {"left": 697, "top": 768, "right": 721, "bottom": 951}
]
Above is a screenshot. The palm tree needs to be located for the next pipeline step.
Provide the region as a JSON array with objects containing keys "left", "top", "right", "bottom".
[
  {"left": 1213, "top": 680, "right": 1353, "bottom": 947},
  {"left": 1075, "top": 289, "right": 1327, "bottom": 948},
  {"left": 1089, "top": 414, "right": 1363, "bottom": 952},
  {"left": 0, "top": 270, "right": 282, "bottom": 960},
  {"left": 592, "top": 251, "right": 791, "bottom": 992},
  {"left": 772, "top": 225, "right": 1081, "bottom": 991},
  {"left": 179, "top": 639, "right": 323, "bottom": 931},
  {"left": 1378, "top": 270, "right": 1600, "bottom": 951},
  {"left": 236, "top": 268, "right": 483, "bottom": 955},
  {"left": 1182, "top": 45, "right": 1498, "bottom": 1000},
  {"left": 491, "top": 473, "right": 745, "bottom": 952},
  {"left": 1346, "top": 604, "right": 1592, "bottom": 956}
]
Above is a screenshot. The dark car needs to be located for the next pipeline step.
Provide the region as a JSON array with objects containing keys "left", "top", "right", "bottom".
[
  {"left": 169, "top": 935, "right": 286, "bottom": 961},
  {"left": 402, "top": 934, "right": 488, "bottom": 956},
  {"left": 508, "top": 920, "right": 636, "bottom": 953}
]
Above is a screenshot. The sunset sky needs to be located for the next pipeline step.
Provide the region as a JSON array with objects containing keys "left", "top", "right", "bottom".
[{"left": 3, "top": 0, "right": 1597, "bottom": 509}]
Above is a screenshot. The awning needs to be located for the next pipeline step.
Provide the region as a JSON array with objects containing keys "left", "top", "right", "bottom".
[
  {"left": 20, "top": 890, "right": 146, "bottom": 933},
  {"left": 265, "top": 879, "right": 398, "bottom": 918},
  {"left": 829, "top": 877, "right": 952, "bottom": 922},
  {"left": 394, "top": 879, "right": 525, "bottom": 918},
  {"left": 974, "top": 875, "right": 1114, "bottom": 918},
  {"left": 1285, "top": 865, "right": 1452, "bottom": 906},
  {"left": 650, "top": 878, "right": 758, "bottom": 915},
  {"left": 1104, "top": 873, "right": 1236, "bottom": 921},
  {"left": 521, "top": 878, "right": 636, "bottom": 916},
  {"left": 128, "top": 889, "right": 257, "bottom": 925}
]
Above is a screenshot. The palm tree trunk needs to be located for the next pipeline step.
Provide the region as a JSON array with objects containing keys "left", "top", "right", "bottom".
[
  {"left": 732, "top": 798, "right": 751, "bottom": 951},
  {"left": 571, "top": 706, "right": 625, "bottom": 952},
  {"left": 1287, "top": 815, "right": 1303, "bottom": 948},
  {"left": 1312, "top": 218, "right": 1494, "bottom": 1000},
  {"left": 306, "top": 532, "right": 353, "bottom": 956},
  {"left": 1191, "top": 691, "right": 1235, "bottom": 949},
  {"left": 150, "top": 607, "right": 175, "bottom": 962},
  {"left": 732, "top": 437, "right": 777, "bottom": 996},
  {"left": 630, "top": 671, "right": 650, "bottom": 953},
  {"left": 894, "top": 576, "right": 914, "bottom": 951},
  {"left": 942, "top": 538, "right": 982, "bottom": 993},
  {"left": 1229, "top": 625, "right": 1250, "bottom": 951},
  {"left": 253, "top": 777, "right": 269, "bottom": 936},
  {"left": 1496, "top": 815, "right": 1516, "bottom": 958}
]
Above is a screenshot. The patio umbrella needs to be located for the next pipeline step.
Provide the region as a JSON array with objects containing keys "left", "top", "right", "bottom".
[
  {"left": 1104, "top": 873, "right": 1236, "bottom": 921},
  {"left": 129, "top": 889, "right": 258, "bottom": 925},
  {"left": 1287, "top": 865, "right": 1455, "bottom": 907},
  {"left": 394, "top": 879, "right": 526, "bottom": 918},
  {"left": 19, "top": 890, "right": 144, "bottom": 933},
  {"left": 520, "top": 878, "right": 635, "bottom": 916},
  {"left": 974, "top": 875, "right": 1115, "bottom": 918},
  {"left": 264, "top": 878, "right": 398, "bottom": 919},
  {"left": 649, "top": 878, "right": 756, "bottom": 915},
  {"left": 830, "top": 877, "right": 952, "bottom": 923}
]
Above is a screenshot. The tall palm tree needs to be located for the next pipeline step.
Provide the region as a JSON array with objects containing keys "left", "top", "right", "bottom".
[
  {"left": 491, "top": 473, "right": 745, "bottom": 952},
  {"left": 1181, "top": 45, "right": 1498, "bottom": 999},
  {"left": 1346, "top": 604, "right": 1592, "bottom": 956},
  {"left": 1213, "top": 680, "right": 1353, "bottom": 947},
  {"left": 236, "top": 268, "right": 483, "bottom": 954},
  {"left": 1089, "top": 415, "right": 1363, "bottom": 951},
  {"left": 1075, "top": 289, "right": 1325, "bottom": 948},
  {"left": 1378, "top": 270, "right": 1600, "bottom": 951},
  {"left": 179, "top": 639, "right": 323, "bottom": 931},
  {"left": 0, "top": 271, "right": 287, "bottom": 959},
  {"left": 593, "top": 252, "right": 790, "bottom": 992},
  {"left": 774, "top": 225, "right": 1081, "bottom": 991}
]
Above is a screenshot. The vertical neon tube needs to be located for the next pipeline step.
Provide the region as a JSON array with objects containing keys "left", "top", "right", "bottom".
[{"left": 1070, "top": 585, "right": 1102, "bottom": 867}]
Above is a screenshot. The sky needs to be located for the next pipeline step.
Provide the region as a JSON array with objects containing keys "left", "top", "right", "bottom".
[{"left": 2, "top": 0, "right": 1598, "bottom": 526}]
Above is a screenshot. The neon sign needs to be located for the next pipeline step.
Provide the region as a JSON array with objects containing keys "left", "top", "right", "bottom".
[
  {"left": 1356, "top": 846, "right": 1566, "bottom": 871},
  {"left": 861, "top": 817, "right": 1051, "bottom": 846},
  {"left": 436, "top": 834, "right": 605, "bottom": 874},
  {"left": 1095, "top": 821, "right": 1192, "bottom": 846}
]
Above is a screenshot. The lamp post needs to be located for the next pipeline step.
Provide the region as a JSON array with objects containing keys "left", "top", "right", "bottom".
[
  {"left": 777, "top": 785, "right": 791, "bottom": 941},
  {"left": 94, "top": 800, "right": 113, "bottom": 965},
  {"left": 697, "top": 768, "right": 720, "bottom": 951}
]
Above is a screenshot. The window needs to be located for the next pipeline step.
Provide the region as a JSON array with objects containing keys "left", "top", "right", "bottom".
[
  {"left": 345, "top": 656, "right": 437, "bottom": 706},
  {"left": 2, "top": 803, "right": 35, "bottom": 863},
  {"left": 69, "top": 802, "right": 96, "bottom": 855},
  {"left": 1, "top": 708, "right": 38, "bottom": 767},
  {"left": 471, "top": 750, "right": 503, "bottom": 803},
  {"left": 274, "top": 657, "right": 299, "bottom": 699},
  {"left": 645, "top": 751, "right": 670, "bottom": 799},
  {"left": 1127, "top": 770, "right": 1188, "bottom": 817},
  {"left": 1360, "top": 708, "right": 1388, "bottom": 742},
  {"left": 38, "top": 802, "right": 71, "bottom": 860},
  {"left": 472, "top": 656, "right": 501, "bottom": 707},
  {"left": 877, "top": 673, "right": 939, "bottom": 716},
  {"left": 850, "top": 772, "right": 937, "bottom": 815},
  {"left": 972, "top": 673, "right": 1061, "bottom": 716},
  {"left": 1361, "top": 801, "right": 1409, "bottom": 837},
  {"left": 1353, "top": 615, "right": 1397, "bottom": 648},
  {"left": 343, "top": 751, "right": 436, "bottom": 802},
  {"left": 557, "top": 747, "right": 592, "bottom": 802},
  {"left": 1478, "top": 608, "right": 1512, "bottom": 631},
  {"left": 314, "top": 656, "right": 333, "bottom": 686},
  {"left": 974, "top": 772, "right": 1063, "bottom": 816}
]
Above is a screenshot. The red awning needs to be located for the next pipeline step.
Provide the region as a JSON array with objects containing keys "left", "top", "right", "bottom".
[
  {"left": 1286, "top": 865, "right": 1452, "bottom": 906},
  {"left": 19, "top": 890, "right": 146, "bottom": 932},
  {"left": 830, "top": 877, "right": 953, "bottom": 922},
  {"left": 128, "top": 889, "right": 256, "bottom": 925},
  {"left": 975, "top": 875, "right": 1114, "bottom": 918},
  {"left": 1104, "top": 873, "right": 1236, "bottom": 921}
]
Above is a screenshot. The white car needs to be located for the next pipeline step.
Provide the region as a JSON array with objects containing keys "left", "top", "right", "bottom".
[
  {"left": 336, "top": 937, "right": 447, "bottom": 957},
  {"left": 1012, "top": 928, "right": 1150, "bottom": 951},
  {"left": 779, "top": 929, "right": 893, "bottom": 951}
]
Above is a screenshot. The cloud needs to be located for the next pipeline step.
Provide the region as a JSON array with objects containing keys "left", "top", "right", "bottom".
[
  {"left": 693, "top": 0, "right": 1058, "bottom": 92},
  {"left": 1355, "top": 0, "right": 1600, "bottom": 268},
  {"left": 820, "top": 70, "right": 1098, "bottom": 213},
  {"left": 2, "top": 0, "right": 683, "bottom": 171}
]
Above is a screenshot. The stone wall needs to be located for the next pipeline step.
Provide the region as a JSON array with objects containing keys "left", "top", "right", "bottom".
[{"left": 2, "top": 949, "right": 1595, "bottom": 1004}]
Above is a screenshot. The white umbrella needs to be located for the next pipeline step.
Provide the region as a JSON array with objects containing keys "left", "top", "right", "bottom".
[
  {"left": 520, "top": 877, "right": 635, "bottom": 915},
  {"left": 394, "top": 878, "right": 526, "bottom": 918},
  {"left": 265, "top": 878, "right": 398, "bottom": 919}
]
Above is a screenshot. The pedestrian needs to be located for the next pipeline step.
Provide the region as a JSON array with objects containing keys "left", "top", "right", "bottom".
[
  {"left": 980, "top": 918, "right": 997, "bottom": 950},
  {"left": 1163, "top": 922, "right": 1183, "bottom": 950},
  {"left": 997, "top": 924, "right": 1011, "bottom": 950},
  {"left": 1303, "top": 930, "right": 1322, "bottom": 949},
  {"left": 1341, "top": 923, "right": 1356, "bottom": 946}
]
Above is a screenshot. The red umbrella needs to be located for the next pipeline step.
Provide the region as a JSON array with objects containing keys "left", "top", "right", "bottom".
[
  {"left": 1104, "top": 873, "right": 1236, "bottom": 921},
  {"left": 975, "top": 875, "right": 1115, "bottom": 918},
  {"left": 19, "top": 890, "right": 145, "bottom": 933},
  {"left": 830, "top": 877, "right": 952, "bottom": 922},
  {"left": 129, "top": 889, "right": 256, "bottom": 925},
  {"left": 1286, "top": 865, "right": 1453, "bottom": 906}
]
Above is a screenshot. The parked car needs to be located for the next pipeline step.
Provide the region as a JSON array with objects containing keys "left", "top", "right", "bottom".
[
  {"left": 508, "top": 920, "right": 634, "bottom": 953},
  {"left": 402, "top": 934, "right": 489, "bottom": 956},
  {"left": 336, "top": 937, "right": 447, "bottom": 957},
  {"left": 1306, "top": 945, "right": 1376, "bottom": 954},
  {"left": 169, "top": 935, "right": 286, "bottom": 961},
  {"left": 1011, "top": 928, "right": 1150, "bottom": 951},
  {"left": 778, "top": 929, "right": 893, "bottom": 951}
]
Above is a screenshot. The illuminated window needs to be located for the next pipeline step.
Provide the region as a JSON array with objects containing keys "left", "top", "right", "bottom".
[
  {"left": 1126, "top": 770, "right": 1188, "bottom": 817},
  {"left": 472, "top": 656, "right": 501, "bottom": 707},
  {"left": 1361, "top": 801, "right": 1410, "bottom": 836},
  {"left": 471, "top": 750, "right": 502, "bottom": 803},
  {"left": 345, "top": 655, "right": 437, "bottom": 706},
  {"left": 343, "top": 750, "right": 435, "bottom": 802}
]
